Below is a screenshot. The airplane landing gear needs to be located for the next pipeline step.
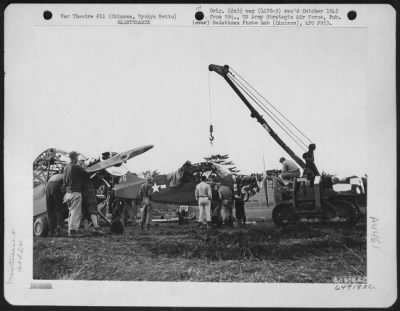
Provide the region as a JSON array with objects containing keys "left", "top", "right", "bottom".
[{"left": 33, "top": 215, "right": 49, "bottom": 236}]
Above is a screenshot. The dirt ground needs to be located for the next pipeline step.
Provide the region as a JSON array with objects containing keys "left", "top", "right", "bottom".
[{"left": 33, "top": 219, "right": 366, "bottom": 282}]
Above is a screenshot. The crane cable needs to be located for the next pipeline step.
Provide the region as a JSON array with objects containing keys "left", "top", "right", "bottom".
[
  {"left": 230, "top": 67, "right": 311, "bottom": 144},
  {"left": 229, "top": 69, "right": 310, "bottom": 149},
  {"left": 208, "top": 71, "right": 214, "bottom": 146},
  {"left": 229, "top": 72, "right": 308, "bottom": 150},
  {"left": 230, "top": 67, "right": 313, "bottom": 146},
  {"left": 228, "top": 72, "right": 309, "bottom": 151},
  {"left": 230, "top": 67, "right": 314, "bottom": 145}
]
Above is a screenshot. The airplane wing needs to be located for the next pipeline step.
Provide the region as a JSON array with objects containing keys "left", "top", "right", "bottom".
[{"left": 86, "top": 145, "right": 154, "bottom": 174}]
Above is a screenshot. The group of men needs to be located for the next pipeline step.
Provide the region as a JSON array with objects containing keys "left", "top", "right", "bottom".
[
  {"left": 46, "top": 150, "right": 314, "bottom": 236},
  {"left": 45, "top": 151, "right": 101, "bottom": 237},
  {"left": 193, "top": 151, "right": 316, "bottom": 228},
  {"left": 46, "top": 155, "right": 157, "bottom": 237},
  {"left": 195, "top": 175, "right": 247, "bottom": 228}
]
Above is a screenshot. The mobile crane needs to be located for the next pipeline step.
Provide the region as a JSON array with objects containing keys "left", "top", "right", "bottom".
[{"left": 209, "top": 64, "right": 360, "bottom": 226}]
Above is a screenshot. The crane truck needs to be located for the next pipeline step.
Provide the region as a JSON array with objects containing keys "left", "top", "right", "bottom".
[{"left": 209, "top": 64, "right": 361, "bottom": 226}]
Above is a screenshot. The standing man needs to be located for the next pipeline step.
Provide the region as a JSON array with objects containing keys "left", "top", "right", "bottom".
[
  {"left": 302, "top": 144, "right": 320, "bottom": 181},
  {"left": 45, "top": 173, "right": 67, "bottom": 236},
  {"left": 81, "top": 173, "right": 102, "bottom": 232},
  {"left": 279, "top": 157, "right": 301, "bottom": 183},
  {"left": 195, "top": 175, "right": 212, "bottom": 228},
  {"left": 63, "top": 151, "right": 88, "bottom": 237},
  {"left": 219, "top": 183, "right": 234, "bottom": 227},
  {"left": 139, "top": 177, "right": 153, "bottom": 230},
  {"left": 78, "top": 157, "right": 101, "bottom": 232},
  {"left": 210, "top": 183, "right": 222, "bottom": 227},
  {"left": 234, "top": 185, "right": 247, "bottom": 227}
]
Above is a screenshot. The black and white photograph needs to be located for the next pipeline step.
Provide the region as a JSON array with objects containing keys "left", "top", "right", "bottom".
[{"left": 4, "top": 3, "right": 397, "bottom": 307}]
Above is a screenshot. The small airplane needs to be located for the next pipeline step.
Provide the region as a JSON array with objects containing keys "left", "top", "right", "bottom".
[
  {"left": 114, "top": 161, "right": 235, "bottom": 205},
  {"left": 33, "top": 145, "right": 154, "bottom": 236},
  {"left": 111, "top": 161, "right": 261, "bottom": 226}
]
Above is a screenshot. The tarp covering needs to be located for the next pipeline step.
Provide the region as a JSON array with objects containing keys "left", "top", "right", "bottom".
[{"left": 165, "top": 161, "right": 189, "bottom": 188}]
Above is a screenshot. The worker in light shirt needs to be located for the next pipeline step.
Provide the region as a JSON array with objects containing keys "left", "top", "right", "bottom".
[
  {"left": 279, "top": 157, "right": 301, "bottom": 184},
  {"left": 195, "top": 175, "right": 212, "bottom": 228}
]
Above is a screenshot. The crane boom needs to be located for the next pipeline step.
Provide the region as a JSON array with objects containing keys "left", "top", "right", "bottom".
[{"left": 209, "top": 64, "right": 306, "bottom": 169}]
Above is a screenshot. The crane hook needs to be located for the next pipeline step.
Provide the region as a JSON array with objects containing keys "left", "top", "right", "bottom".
[{"left": 209, "top": 124, "right": 214, "bottom": 146}]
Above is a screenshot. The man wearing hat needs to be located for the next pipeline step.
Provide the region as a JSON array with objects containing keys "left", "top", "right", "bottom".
[{"left": 63, "top": 151, "right": 89, "bottom": 237}]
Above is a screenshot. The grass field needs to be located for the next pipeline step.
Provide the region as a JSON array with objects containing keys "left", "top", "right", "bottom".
[{"left": 33, "top": 214, "right": 366, "bottom": 282}]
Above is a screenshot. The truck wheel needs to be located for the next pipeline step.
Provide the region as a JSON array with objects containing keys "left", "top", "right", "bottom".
[
  {"left": 323, "top": 199, "right": 356, "bottom": 226},
  {"left": 33, "top": 216, "right": 49, "bottom": 236},
  {"left": 272, "top": 204, "right": 294, "bottom": 227}
]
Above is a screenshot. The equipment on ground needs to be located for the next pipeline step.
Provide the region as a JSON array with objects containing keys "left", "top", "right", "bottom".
[{"left": 209, "top": 64, "right": 361, "bottom": 226}]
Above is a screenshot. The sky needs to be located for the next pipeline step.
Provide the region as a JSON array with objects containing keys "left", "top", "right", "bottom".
[{"left": 7, "top": 8, "right": 368, "bottom": 178}]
